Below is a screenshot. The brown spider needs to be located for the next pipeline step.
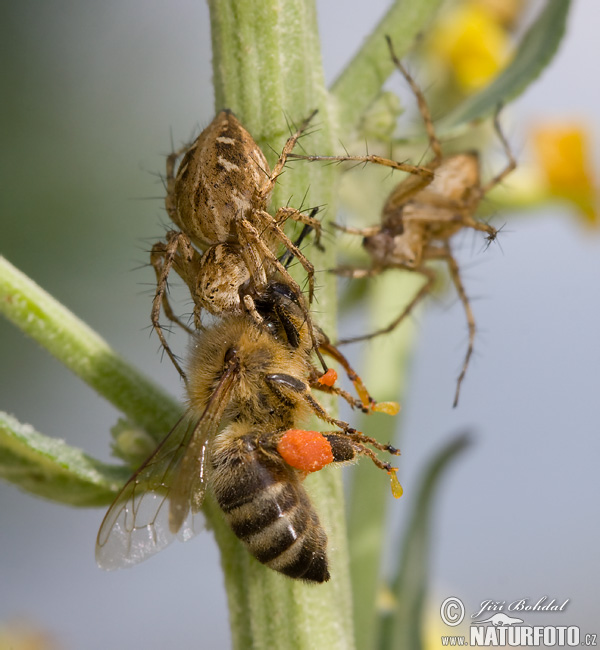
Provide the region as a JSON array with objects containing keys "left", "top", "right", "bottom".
[
  {"left": 290, "top": 37, "right": 516, "bottom": 406},
  {"left": 150, "top": 110, "right": 325, "bottom": 378}
]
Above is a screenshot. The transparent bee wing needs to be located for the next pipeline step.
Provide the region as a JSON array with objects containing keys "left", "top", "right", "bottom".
[
  {"left": 96, "top": 356, "right": 241, "bottom": 570},
  {"left": 95, "top": 415, "right": 209, "bottom": 570}
]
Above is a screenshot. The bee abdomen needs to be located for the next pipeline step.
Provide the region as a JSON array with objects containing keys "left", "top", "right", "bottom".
[{"left": 211, "top": 438, "right": 330, "bottom": 583}]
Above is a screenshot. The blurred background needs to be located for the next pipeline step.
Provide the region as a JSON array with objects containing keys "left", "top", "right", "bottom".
[{"left": 1, "top": 0, "right": 598, "bottom": 648}]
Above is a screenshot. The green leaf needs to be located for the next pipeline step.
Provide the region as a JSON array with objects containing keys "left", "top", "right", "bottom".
[
  {"left": 0, "top": 411, "right": 129, "bottom": 507},
  {"left": 331, "top": 0, "right": 445, "bottom": 134},
  {"left": 208, "top": 2, "right": 356, "bottom": 649},
  {"left": 437, "top": 0, "right": 572, "bottom": 133},
  {"left": 0, "top": 255, "right": 182, "bottom": 444},
  {"left": 379, "top": 433, "right": 472, "bottom": 650}
]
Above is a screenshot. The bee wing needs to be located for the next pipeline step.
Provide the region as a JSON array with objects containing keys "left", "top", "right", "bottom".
[
  {"left": 96, "top": 356, "right": 241, "bottom": 570},
  {"left": 95, "top": 414, "right": 207, "bottom": 570},
  {"left": 167, "top": 376, "right": 236, "bottom": 533}
]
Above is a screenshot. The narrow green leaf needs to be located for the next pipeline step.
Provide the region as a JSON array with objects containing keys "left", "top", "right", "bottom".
[
  {"left": 0, "top": 255, "right": 182, "bottom": 444},
  {"left": 331, "top": 0, "right": 445, "bottom": 135},
  {"left": 0, "top": 411, "right": 129, "bottom": 507},
  {"left": 437, "top": 0, "right": 572, "bottom": 133},
  {"left": 379, "top": 433, "right": 472, "bottom": 650}
]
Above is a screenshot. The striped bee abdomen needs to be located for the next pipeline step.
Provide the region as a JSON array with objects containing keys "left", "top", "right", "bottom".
[{"left": 210, "top": 432, "right": 330, "bottom": 583}]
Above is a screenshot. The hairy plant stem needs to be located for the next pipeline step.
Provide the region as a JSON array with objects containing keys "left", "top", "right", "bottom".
[
  {"left": 209, "top": 1, "right": 353, "bottom": 648},
  {"left": 348, "top": 273, "right": 423, "bottom": 650}
]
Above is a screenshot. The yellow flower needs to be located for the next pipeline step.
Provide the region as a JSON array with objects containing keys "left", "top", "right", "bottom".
[
  {"left": 532, "top": 123, "right": 598, "bottom": 226},
  {"left": 429, "top": 2, "right": 512, "bottom": 92}
]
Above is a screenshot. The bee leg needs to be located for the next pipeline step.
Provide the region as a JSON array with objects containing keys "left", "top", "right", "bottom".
[
  {"left": 277, "top": 428, "right": 401, "bottom": 497},
  {"left": 323, "top": 432, "right": 399, "bottom": 473},
  {"left": 265, "top": 374, "right": 354, "bottom": 433},
  {"left": 309, "top": 380, "right": 370, "bottom": 414},
  {"left": 275, "top": 428, "right": 400, "bottom": 474},
  {"left": 316, "top": 338, "right": 399, "bottom": 415}
]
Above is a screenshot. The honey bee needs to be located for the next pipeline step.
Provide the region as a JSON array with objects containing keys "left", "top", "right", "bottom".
[
  {"left": 152, "top": 210, "right": 399, "bottom": 417},
  {"left": 97, "top": 279, "right": 400, "bottom": 582},
  {"left": 150, "top": 109, "right": 326, "bottom": 378},
  {"left": 290, "top": 37, "right": 516, "bottom": 406}
]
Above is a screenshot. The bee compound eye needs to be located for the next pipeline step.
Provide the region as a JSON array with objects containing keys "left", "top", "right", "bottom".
[{"left": 271, "top": 282, "right": 299, "bottom": 305}]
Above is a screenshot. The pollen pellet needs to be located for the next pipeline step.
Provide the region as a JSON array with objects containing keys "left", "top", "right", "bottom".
[
  {"left": 389, "top": 470, "right": 404, "bottom": 499},
  {"left": 317, "top": 368, "right": 338, "bottom": 387},
  {"left": 372, "top": 401, "right": 400, "bottom": 416},
  {"left": 278, "top": 429, "right": 334, "bottom": 473}
]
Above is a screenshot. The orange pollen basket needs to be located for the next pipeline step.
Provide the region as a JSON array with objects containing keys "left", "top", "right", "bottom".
[
  {"left": 278, "top": 429, "right": 334, "bottom": 473},
  {"left": 317, "top": 368, "right": 338, "bottom": 387}
]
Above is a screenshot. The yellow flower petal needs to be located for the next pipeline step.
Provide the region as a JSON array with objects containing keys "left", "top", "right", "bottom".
[
  {"left": 532, "top": 123, "right": 598, "bottom": 226},
  {"left": 429, "top": 3, "right": 512, "bottom": 92}
]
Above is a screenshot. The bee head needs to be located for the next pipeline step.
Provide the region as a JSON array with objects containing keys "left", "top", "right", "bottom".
[{"left": 254, "top": 281, "right": 307, "bottom": 349}]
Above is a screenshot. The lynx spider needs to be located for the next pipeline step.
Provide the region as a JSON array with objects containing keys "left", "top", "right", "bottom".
[
  {"left": 291, "top": 37, "right": 516, "bottom": 406},
  {"left": 150, "top": 110, "right": 326, "bottom": 379}
]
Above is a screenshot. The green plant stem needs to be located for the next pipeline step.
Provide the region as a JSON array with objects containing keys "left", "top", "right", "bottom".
[
  {"left": 0, "top": 411, "right": 129, "bottom": 506},
  {"left": 0, "top": 256, "right": 181, "bottom": 441},
  {"left": 331, "top": 0, "right": 444, "bottom": 135},
  {"left": 209, "top": 2, "right": 456, "bottom": 647},
  {"left": 347, "top": 272, "right": 423, "bottom": 650},
  {"left": 209, "top": 1, "right": 353, "bottom": 649}
]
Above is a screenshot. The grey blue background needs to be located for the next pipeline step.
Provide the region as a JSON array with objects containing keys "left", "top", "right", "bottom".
[{"left": 1, "top": 1, "right": 599, "bottom": 647}]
